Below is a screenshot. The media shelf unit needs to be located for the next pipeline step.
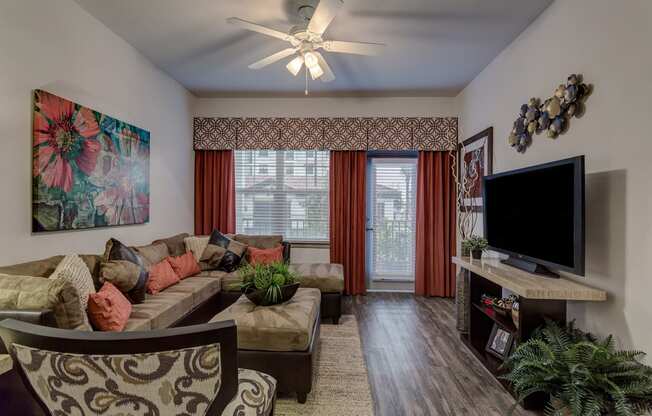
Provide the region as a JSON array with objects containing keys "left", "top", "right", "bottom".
[{"left": 452, "top": 256, "right": 607, "bottom": 410}]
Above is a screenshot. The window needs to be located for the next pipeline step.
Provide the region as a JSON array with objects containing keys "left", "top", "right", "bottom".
[
  {"left": 367, "top": 157, "right": 418, "bottom": 282},
  {"left": 235, "top": 150, "right": 329, "bottom": 241}
]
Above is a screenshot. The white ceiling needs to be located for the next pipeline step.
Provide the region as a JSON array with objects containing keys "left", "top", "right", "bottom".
[{"left": 74, "top": 0, "right": 552, "bottom": 97}]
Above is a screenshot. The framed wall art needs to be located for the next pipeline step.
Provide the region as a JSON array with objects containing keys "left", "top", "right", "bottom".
[
  {"left": 458, "top": 127, "right": 493, "bottom": 212},
  {"left": 32, "top": 90, "right": 150, "bottom": 232}
]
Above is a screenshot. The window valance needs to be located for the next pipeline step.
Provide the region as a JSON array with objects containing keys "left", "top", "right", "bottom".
[{"left": 193, "top": 117, "right": 458, "bottom": 151}]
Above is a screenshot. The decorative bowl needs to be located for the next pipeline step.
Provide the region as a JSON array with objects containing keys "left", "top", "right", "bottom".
[{"left": 244, "top": 283, "right": 300, "bottom": 307}]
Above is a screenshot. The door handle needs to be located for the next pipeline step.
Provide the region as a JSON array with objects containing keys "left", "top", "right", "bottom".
[{"left": 366, "top": 227, "right": 374, "bottom": 231}]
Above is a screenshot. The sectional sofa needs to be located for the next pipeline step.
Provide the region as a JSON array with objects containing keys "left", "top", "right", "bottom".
[{"left": 0, "top": 232, "right": 344, "bottom": 413}]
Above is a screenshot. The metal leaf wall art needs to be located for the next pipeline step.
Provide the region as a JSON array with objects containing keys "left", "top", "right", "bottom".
[{"left": 508, "top": 74, "right": 592, "bottom": 153}]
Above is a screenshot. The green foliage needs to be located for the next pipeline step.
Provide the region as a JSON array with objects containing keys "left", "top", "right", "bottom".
[
  {"left": 463, "top": 235, "right": 488, "bottom": 251},
  {"left": 502, "top": 320, "right": 652, "bottom": 416},
  {"left": 237, "top": 262, "right": 298, "bottom": 304}
]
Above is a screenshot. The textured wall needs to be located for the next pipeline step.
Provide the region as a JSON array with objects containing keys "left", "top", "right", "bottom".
[
  {"left": 457, "top": 0, "right": 652, "bottom": 352},
  {"left": 0, "top": 0, "right": 195, "bottom": 264}
]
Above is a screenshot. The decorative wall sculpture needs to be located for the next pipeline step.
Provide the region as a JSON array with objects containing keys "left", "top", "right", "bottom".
[
  {"left": 193, "top": 117, "right": 458, "bottom": 151},
  {"left": 32, "top": 90, "right": 150, "bottom": 232},
  {"left": 508, "top": 74, "right": 591, "bottom": 153}
]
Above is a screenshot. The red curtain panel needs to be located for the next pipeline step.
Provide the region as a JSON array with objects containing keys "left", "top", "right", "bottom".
[
  {"left": 194, "top": 150, "right": 236, "bottom": 235},
  {"left": 329, "top": 151, "right": 367, "bottom": 295},
  {"left": 415, "top": 151, "right": 457, "bottom": 297}
]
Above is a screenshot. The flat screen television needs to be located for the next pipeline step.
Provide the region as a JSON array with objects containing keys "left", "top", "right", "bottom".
[{"left": 482, "top": 156, "right": 585, "bottom": 277}]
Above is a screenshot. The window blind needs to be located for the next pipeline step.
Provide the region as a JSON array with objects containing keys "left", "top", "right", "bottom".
[{"left": 234, "top": 150, "right": 330, "bottom": 241}]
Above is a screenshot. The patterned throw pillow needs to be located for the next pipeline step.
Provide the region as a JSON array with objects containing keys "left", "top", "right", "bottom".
[
  {"left": 12, "top": 343, "right": 221, "bottom": 416},
  {"left": 202, "top": 230, "right": 247, "bottom": 273},
  {"left": 167, "top": 252, "right": 201, "bottom": 279},
  {"left": 103, "top": 238, "right": 149, "bottom": 304},
  {"left": 247, "top": 245, "right": 284, "bottom": 266},
  {"left": 147, "top": 260, "right": 180, "bottom": 295},
  {"left": 50, "top": 254, "right": 96, "bottom": 311},
  {"left": 87, "top": 282, "right": 132, "bottom": 331}
]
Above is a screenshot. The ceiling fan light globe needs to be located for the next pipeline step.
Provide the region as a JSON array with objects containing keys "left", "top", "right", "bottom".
[
  {"left": 286, "top": 56, "right": 304, "bottom": 76},
  {"left": 304, "top": 52, "right": 319, "bottom": 69},
  {"left": 308, "top": 64, "right": 324, "bottom": 80}
]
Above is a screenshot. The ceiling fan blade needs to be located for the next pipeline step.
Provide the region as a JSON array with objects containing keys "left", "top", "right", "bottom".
[
  {"left": 322, "top": 40, "right": 386, "bottom": 55},
  {"left": 307, "top": 0, "right": 344, "bottom": 35},
  {"left": 227, "top": 17, "right": 293, "bottom": 42},
  {"left": 249, "top": 48, "right": 297, "bottom": 69},
  {"left": 313, "top": 52, "right": 335, "bottom": 82}
]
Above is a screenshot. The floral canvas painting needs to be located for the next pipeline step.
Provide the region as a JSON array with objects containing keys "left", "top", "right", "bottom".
[{"left": 32, "top": 90, "right": 150, "bottom": 232}]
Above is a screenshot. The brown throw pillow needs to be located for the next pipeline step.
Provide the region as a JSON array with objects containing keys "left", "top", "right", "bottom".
[
  {"left": 133, "top": 243, "right": 170, "bottom": 268},
  {"left": 99, "top": 261, "right": 142, "bottom": 293},
  {"left": 153, "top": 233, "right": 190, "bottom": 257},
  {"left": 201, "top": 230, "right": 247, "bottom": 273},
  {"left": 103, "top": 238, "right": 149, "bottom": 304}
]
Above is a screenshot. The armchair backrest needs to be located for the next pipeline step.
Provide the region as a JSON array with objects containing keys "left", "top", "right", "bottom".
[{"left": 0, "top": 319, "right": 238, "bottom": 416}]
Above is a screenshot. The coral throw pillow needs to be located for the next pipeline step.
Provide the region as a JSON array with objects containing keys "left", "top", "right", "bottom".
[
  {"left": 147, "top": 260, "right": 180, "bottom": 295},
  {"left": 88, "top": 282, "right": 132, "bottom": 332},
  {"left": 167, "top": 252, "right": 201, "bottom": 279},
  {"left": 248, "top": 245, "right": 284, "bottom": 266}
]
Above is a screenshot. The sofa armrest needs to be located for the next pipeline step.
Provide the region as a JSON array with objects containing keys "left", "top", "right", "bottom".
[
  {"left": 282, "top": 242, "right": 291, "bottom": 263},
  {"left": 0, "top": 309, "right": 56, "bottom": 327},
  {"left": 0, "top": 309, "right": 57, "bottom": 354}
]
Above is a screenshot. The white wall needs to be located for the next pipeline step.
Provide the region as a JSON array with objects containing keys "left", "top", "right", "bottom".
[
  {"left": 195, "top": 96, "right": 457, "bottom": 263},
  {"left": 457, "top": 0, "right": 652, "bottom": 352},
  {"left": 0, "top": 0, "right": 195, "bottom": 265},
  {"left": 194, "top": 96, "right": 456, "bottom": 118}
]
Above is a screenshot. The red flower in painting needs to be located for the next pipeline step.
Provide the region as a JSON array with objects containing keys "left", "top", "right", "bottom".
[{"left": 33, "top": 92, "right": 101, "bottom": 193}]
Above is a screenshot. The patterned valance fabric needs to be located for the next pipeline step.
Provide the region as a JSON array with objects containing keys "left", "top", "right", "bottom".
[{"left": 193, "top": 117, "right": 458, "bottom": 151}]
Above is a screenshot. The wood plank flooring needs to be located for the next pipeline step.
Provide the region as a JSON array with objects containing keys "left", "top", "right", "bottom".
[{"left": 343, "top": 293, "right": 534, "bottom": 416}]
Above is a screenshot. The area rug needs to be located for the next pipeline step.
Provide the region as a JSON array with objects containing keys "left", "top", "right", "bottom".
[{"left": 275, "top": 315, "right": 374, "bottom": 416}]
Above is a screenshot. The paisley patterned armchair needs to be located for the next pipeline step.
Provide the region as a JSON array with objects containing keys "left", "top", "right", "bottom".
[{"left": 0, "top": 319, "right": 276, "bottom": 416}]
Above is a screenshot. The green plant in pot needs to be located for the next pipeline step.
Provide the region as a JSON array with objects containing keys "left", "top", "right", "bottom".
[
  {"left": 464, "top": 235, "right": 488, "bottom": 259},
  {"left": 238, "top": 262, "right": 300, "bottom": 306},
  {"left": 502, "top": 320, "right": 652, "bottom": 416}
]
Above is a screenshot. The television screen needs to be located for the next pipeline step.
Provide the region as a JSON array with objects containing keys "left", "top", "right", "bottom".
[{"left": 483, "top": 156, "right": 584, "bottom": 275}]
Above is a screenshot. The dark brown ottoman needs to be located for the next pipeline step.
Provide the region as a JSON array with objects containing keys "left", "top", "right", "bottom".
[{"left": 211, "top": 288, "right": 321, "bottom": 403}]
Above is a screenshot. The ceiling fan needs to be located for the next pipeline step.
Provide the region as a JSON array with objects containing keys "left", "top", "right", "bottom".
[{"left": 227, "top": 0, "right": 386, "bottom": 94}]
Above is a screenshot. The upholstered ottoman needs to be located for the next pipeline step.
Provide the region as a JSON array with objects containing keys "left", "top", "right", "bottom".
[
  {"left": 219, "top": 263, "right": 343, "bottom": 324},
  {"left": 289, "top": 263, "right": 343, "bottom": 324},
  {"left": 211, "top": 288, "right": 321, "bottom": 403}
]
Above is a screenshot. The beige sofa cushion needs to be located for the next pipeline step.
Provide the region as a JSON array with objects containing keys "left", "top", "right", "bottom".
[
  {"left": 233, "top": 234, "right": 283, "bottom": 249},
  {"left": 211, "top": 288, "right": 321, "bottom": 352},
  {"left": 290, "top": 263, "right": 345, "bottom": 293},
  {"left": 124, "top": 276, "right": 221, "bottom": 331},
  {"left": 0, "top": 273, "right": 90, "bottom": 330}
]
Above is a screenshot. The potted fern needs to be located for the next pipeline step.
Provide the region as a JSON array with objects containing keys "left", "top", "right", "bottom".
[
  {"left": 502, "top": 320, "right": 652, "bottom": 415},
  {"left": 238, "top": 262, "right": 300, "bottom": 306}
]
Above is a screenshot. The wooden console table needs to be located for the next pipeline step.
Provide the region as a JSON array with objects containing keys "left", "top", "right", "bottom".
[{"left": 452, "top": 256, "right": 607, "bottom": 409}]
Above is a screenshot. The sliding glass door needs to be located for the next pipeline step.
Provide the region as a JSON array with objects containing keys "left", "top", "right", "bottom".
[{"left": 366, "top": 156, "right": 417, "bottom": 291}]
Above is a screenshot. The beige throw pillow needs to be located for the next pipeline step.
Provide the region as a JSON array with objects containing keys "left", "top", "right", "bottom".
[
  {"left": 184, "top": 236, "right": 210, "bottom": 262},
  {"left": 0, "top": 273, "right": 91, "bottom": 330}
]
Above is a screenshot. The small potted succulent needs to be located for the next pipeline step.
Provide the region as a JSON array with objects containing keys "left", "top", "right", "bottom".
[
  {"left": 464, "top": 235, "right": 488, "bottom": 260},
  {"left": 238, "top": 262, "right": 300, "bottom": 306}
]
